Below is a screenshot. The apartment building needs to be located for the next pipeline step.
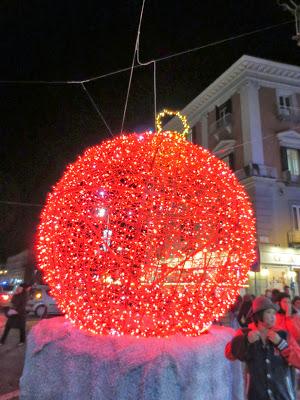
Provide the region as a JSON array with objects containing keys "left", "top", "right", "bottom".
[{"left": 166, "top": 55, "right": 300, "bottom": 295}]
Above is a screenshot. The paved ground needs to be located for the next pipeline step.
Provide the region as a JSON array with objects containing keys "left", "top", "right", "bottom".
[
  {"left": 1, "top": 312, "right": 300, "bottom": 400},
  {"left": 0, "top": 313, "right": 38, "bottom": 399}
]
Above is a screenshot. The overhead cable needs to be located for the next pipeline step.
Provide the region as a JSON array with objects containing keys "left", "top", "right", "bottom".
[
  {"left": 120, "top": 0, "right": 147, "bottom": 133},
  {"left": 0, "top": 20, "right": 293, "bottom": 86},
  {"left": 81, "top": 83, "right": 114, "bottom": 137}
]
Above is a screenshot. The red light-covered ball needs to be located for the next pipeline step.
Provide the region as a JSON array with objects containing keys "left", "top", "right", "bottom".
[{"left": 37, "top": 128, "right": 256, "bottom": 337}]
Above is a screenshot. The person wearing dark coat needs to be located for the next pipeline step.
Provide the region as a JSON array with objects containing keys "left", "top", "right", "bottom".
[
  {"left": 0, "top": 283, "right": 30, "bottom": 346},
  {"left": 225, "top": 295, "right": 295, "bottom": 400},
  {"left": 237, "top": 294, "right": 253, "bottom": 327}
]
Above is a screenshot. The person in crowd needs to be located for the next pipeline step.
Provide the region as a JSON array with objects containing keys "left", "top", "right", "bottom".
[
  {"left": 237, "top": 294, "right": 253, "bottom": 327},
  {"left": 228, "top": 294, "right": 242, "bottom": 329},
  {"left": 0, "top": 283, "right": 31, "bottom": 346},
  {"left": 271, "top": 288, "right": 281, "bottom": 305},
  {"left": 284, "top": 285, "right": 291, "bottom": 296},
  {"left": 275, "top": 292, "right": 300, "bottom": 344},
  {"left": 292, "top": 296, "right": 300, "bottom": 315},
  {"left": 225, "top": 295, "right": 295, "bottom": 400},
  {"left": 265, "top": 289, "right": 272, "bottom": 299}
]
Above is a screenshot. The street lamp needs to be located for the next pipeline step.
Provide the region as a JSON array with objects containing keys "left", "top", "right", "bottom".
[{"left": 278, "top": 0, "right": 300, "bottom": 46}]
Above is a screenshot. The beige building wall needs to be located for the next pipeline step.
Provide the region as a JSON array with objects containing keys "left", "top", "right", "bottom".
[{"left": 259, "top": 86, "right": 300, "bottom": 180}]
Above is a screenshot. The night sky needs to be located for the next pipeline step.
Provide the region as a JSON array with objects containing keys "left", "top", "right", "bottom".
[{"left": 0, "top": 0, "right": 299, "bottom": 259}]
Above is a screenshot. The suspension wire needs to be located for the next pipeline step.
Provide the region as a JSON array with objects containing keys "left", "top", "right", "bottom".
[
  {"left": 120, "top": 0, "right": 147, "bottom": 133},
  {"left": 135, "top": 8, "right": 157, "bottom": 130},
  {"left": 147, "top": 20, "right": 293, "bottom": 64},
  {"left": 81, "top": 83, "right": 114, "bottom": 137},
  {"left": 0, "top": 16, "right": 295, "bottom": 208},
  {"left": 0, "top": 20, "right": 293, "bottom": 87},
  {"left": 80, "top": 19, "right": 294, "bottom": 84},
  {"left": 153, "top": 61, "right": 157, "bottom": 127},
  {"left": 0, "top": 19, "right": 292, "bottom": 132}
]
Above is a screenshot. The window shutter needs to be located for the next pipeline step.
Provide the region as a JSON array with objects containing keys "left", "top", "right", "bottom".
[{"left": 280, "top": 147, "right": 288, "bottom": 171}]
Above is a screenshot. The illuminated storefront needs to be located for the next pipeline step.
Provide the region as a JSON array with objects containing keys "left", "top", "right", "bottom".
[{"left": 247, "top": 245, "right": 300, "bottom": 295}]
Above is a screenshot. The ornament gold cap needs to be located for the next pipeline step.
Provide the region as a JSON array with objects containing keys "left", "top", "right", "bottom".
[{"left": 156, "top": 109, "right": 190, "bottom": 137}]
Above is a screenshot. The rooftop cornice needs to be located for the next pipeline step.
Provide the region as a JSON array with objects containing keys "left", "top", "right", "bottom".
[{"left": 165, "top": 55, "right": 300, "bottom": 131}]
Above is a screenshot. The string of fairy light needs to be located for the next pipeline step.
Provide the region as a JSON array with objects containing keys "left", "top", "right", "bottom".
[{"left": 37, "top": 111, "right": 256, "bottom": 337}]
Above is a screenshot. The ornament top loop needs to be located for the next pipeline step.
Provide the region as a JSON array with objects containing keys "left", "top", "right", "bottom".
[{"left": 156, "top": 109, "right": 190, "bottom": 137}]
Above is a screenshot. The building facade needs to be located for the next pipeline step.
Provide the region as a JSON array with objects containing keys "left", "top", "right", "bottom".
[
  {"left": 5, "top": 249, "right": 33, "bottom": 284},
  {"left": 166, "top": 55, "right": 300, "bottom": 295}
]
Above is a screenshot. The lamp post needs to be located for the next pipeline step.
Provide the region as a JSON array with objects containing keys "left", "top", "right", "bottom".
[{"left": 278, "top": 0, "right": 300, "bottom": 46}]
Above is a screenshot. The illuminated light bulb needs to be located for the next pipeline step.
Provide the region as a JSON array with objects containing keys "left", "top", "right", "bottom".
[
  {"left": 97, "top": 208, "right": 106, "bottom": 217},
  {"left": 36, "top": 110, "right": 256, "bottom": 337}
]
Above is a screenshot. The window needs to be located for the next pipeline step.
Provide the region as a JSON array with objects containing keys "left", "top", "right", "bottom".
[
  {"left": 287, "top": 148, "right": 300, "bottom": 175},
  {"left": 281, "top": 147, "right": 300, "bottom": 175},
  {"left": 216, "top": 99, "right": 232, "bottom": 127},
  {"left": 279, "top": 95, "right": 292, "bottom": 115},
  {"left": 292, "top": 205, "right": 300, "bottom": 230},
  {"left": 219, "top": 106, "right": 227, "bottom": 121}
]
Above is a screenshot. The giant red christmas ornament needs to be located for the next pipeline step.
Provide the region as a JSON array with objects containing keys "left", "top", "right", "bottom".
[{"left": 37, "top": 110, "right": 256, "bottom": 337}]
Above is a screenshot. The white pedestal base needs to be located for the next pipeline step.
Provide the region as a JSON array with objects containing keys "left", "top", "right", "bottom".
[{"left": 20, "top": 317, "right": 243, "bottom": 400}]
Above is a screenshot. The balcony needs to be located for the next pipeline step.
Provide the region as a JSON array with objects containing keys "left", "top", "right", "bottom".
[
  {"left": 235, "top": 164, "right": 278, "bottom": 181},
  {"left": 276, "top": 106, "right": 300, "bottom": 124},
  {"left": 288, "top": 230, "right": 300, "bottom": 247},
  {"left": 209, "top": 113, "right": 233, "bottom": 141}
]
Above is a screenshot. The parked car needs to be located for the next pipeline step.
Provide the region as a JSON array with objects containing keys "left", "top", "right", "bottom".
[
  {"left": 26, "top": 285, "right": 61, "bottom": 318},
  {"left": 0, "top": 285, "right": 15, "bottom": 308}
]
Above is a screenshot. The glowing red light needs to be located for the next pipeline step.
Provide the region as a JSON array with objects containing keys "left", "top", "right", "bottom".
[{"left": 37, "top": 129, "right": 256, "bottom": 337}]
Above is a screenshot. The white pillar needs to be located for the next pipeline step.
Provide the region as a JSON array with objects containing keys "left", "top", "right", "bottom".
[{"left": 240, "top": 81, "right": 264, "bottom": 165}]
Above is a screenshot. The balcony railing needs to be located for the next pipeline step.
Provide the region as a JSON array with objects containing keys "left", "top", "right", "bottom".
[
  {"left": 209, "top": 113, "right": 233, "bottom": 140},
  {"left": 235, "top": 164, "right": 278, "bottom": 180},
  {"left": 277, "top": 106, "right": 300, "bottom": 123},
  {"left": 288, "top": 230, "right": 300, "bottom": 246}
]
